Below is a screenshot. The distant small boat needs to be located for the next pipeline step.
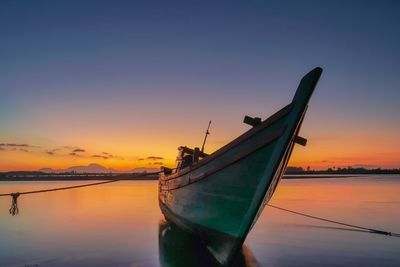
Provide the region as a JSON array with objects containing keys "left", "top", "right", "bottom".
[{"left": 159, "top": 67, "right": 323, "bottom": 265}]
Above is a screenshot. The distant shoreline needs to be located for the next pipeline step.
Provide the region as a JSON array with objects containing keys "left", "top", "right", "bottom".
[
  {"left": 285, "top": 167, "right": 400, "bottom": 175},
  {"left": 0, "top": 177, "right": 158, "bottom": 181},
  {"left": 1, "top": 174, "right": 398, "bottom": 182},
  {"left": 1, "top": 167, "right": 399, "bottom": 182},
  {"left": 283, "top": 174, "right": 359, "bottom": 179},
  {"left": 0, "top": 173, "right": 159, "bottom": 182}
]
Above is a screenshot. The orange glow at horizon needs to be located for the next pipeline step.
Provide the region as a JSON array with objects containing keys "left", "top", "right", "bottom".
[
  {"left": 1, "top": 102, "right": 399, "bottom": 172},
  {"left": 1, "top": 127, "right": 399, "bottom": 172}
]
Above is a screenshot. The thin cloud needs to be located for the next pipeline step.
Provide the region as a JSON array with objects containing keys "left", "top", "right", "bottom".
[
  {"left": 0, "top": 143, "right": 39, "bottom": 148},
  {"left": 45, "top": 148, "right": 62, "bottom": 155},
  {"left": 102, "top": 152, "right": 113, "bottom": 158},
  {"left": 69, "top": 152, "right": 80, "bottom": 157},
  {"left": 72, "top": 148, "right": 85, "bottom": 153},
  {"left": 147, "top": 156, "right": 164, "bottom": 161},
  {"left": 153, "top": 162, "right": 163, "bottom": 165},
  {"left": 0, "top": 143, "right": 38, "bottom": 152},
  {"left": 62, "top": 146, "right": 78, "bottom": 149},
  {"left": 92, "top": 154, "right": 109, "bottom": 159},
  {"left": 92, "top": 153, "right": 124, "bottom": 160},
  {"left": 0, "top": 143, "right": 27, "bottom": 147}
]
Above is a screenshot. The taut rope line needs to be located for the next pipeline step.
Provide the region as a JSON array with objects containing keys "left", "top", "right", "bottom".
[
  {"left": 0, "top": 171, "right": 162, "bottom": 197},
  {"left": 0, "top": 171, "right": 163, "bottom": 216},
  {"left": 1, "top": 179, "right": 121, "bottom": 197},
  {"left": 267, "top": 204, "right": 400, "bottom": 237}
]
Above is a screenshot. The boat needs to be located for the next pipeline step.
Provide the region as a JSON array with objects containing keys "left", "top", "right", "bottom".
[{"left": 159, "top": 67, "right": 323, "bottom": 265}]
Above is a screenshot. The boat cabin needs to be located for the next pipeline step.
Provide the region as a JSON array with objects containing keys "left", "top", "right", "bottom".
[
  {"left": 162, "top": 146, "right": 208, "bottom": 175},
  {"left": 175, "top": 146, "right": 208, "bottom": 170}
]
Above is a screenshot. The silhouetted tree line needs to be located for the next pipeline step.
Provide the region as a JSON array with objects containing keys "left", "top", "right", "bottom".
[
  {"left": 285, "top": 166, "right": 400, "bottom": 175},
  {"left": 1, "top": 167, "right": 399, "bottom": 181},
  {"left": 0, "top": 171, "right": 158, "bottom": 180}
]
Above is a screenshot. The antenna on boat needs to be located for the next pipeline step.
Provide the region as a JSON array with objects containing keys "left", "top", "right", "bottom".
[{"left": 201, "top": 120, "right": 212, "bottom": 153}]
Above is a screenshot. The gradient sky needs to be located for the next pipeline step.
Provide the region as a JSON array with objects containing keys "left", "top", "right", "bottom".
[{"left": 1, "top": 0, "right": 399, "bottom": 171}]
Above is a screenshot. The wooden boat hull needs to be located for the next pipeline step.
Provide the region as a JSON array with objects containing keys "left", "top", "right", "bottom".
[{"left": 159, "top": 67, "right": 323, "bottom": 265}]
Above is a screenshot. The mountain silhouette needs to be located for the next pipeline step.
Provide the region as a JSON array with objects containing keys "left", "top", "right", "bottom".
[
  {"left": 38, "top": 164, "right": 162, "bottom": 173},
  {"left": 39, "top": 163, "right": 116, "bottom": 173}
]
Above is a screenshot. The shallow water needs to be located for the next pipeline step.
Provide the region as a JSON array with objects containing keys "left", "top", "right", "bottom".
[{"left": 0, "top": 175, "right": 399, "bottom": 266}]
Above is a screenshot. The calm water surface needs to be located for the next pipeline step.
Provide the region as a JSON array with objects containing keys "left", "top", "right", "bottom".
[{"left": 0, "top": 175, "right": 399, "bottom": 266}]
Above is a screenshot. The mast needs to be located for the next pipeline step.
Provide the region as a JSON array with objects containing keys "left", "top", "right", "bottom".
[{"left": 201, "top": 120, "right": 212, "bottom": 153}]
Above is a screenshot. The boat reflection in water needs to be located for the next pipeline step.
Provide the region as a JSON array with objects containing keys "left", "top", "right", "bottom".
[{"left": 159, "top": 220, "right": 260, "bottom": 267}]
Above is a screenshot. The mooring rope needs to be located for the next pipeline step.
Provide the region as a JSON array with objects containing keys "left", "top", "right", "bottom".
[
  {"left": 0, "top": 179, "right": 122, "bottom": 197},
  {"left": 0, "top": 171, "right": 163, "bottom": 215},
  {"left": 267, "top": 204, "right": 400, "bottom": 237},
  {"left": 9, "top": 192, "right": 20, "bottom": 216},
  {"left": 0, "top": 171, "right": 163, "bottom": 197}
]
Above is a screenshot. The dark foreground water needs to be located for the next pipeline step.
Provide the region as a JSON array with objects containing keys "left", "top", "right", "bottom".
[{"left": 0, "top": 175, "right": 399, "bottom": 267}]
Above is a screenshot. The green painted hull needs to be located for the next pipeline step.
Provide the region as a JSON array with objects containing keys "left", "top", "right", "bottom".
[{"left": 159, "top": 67, "right": 323, "bottom": 265}]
